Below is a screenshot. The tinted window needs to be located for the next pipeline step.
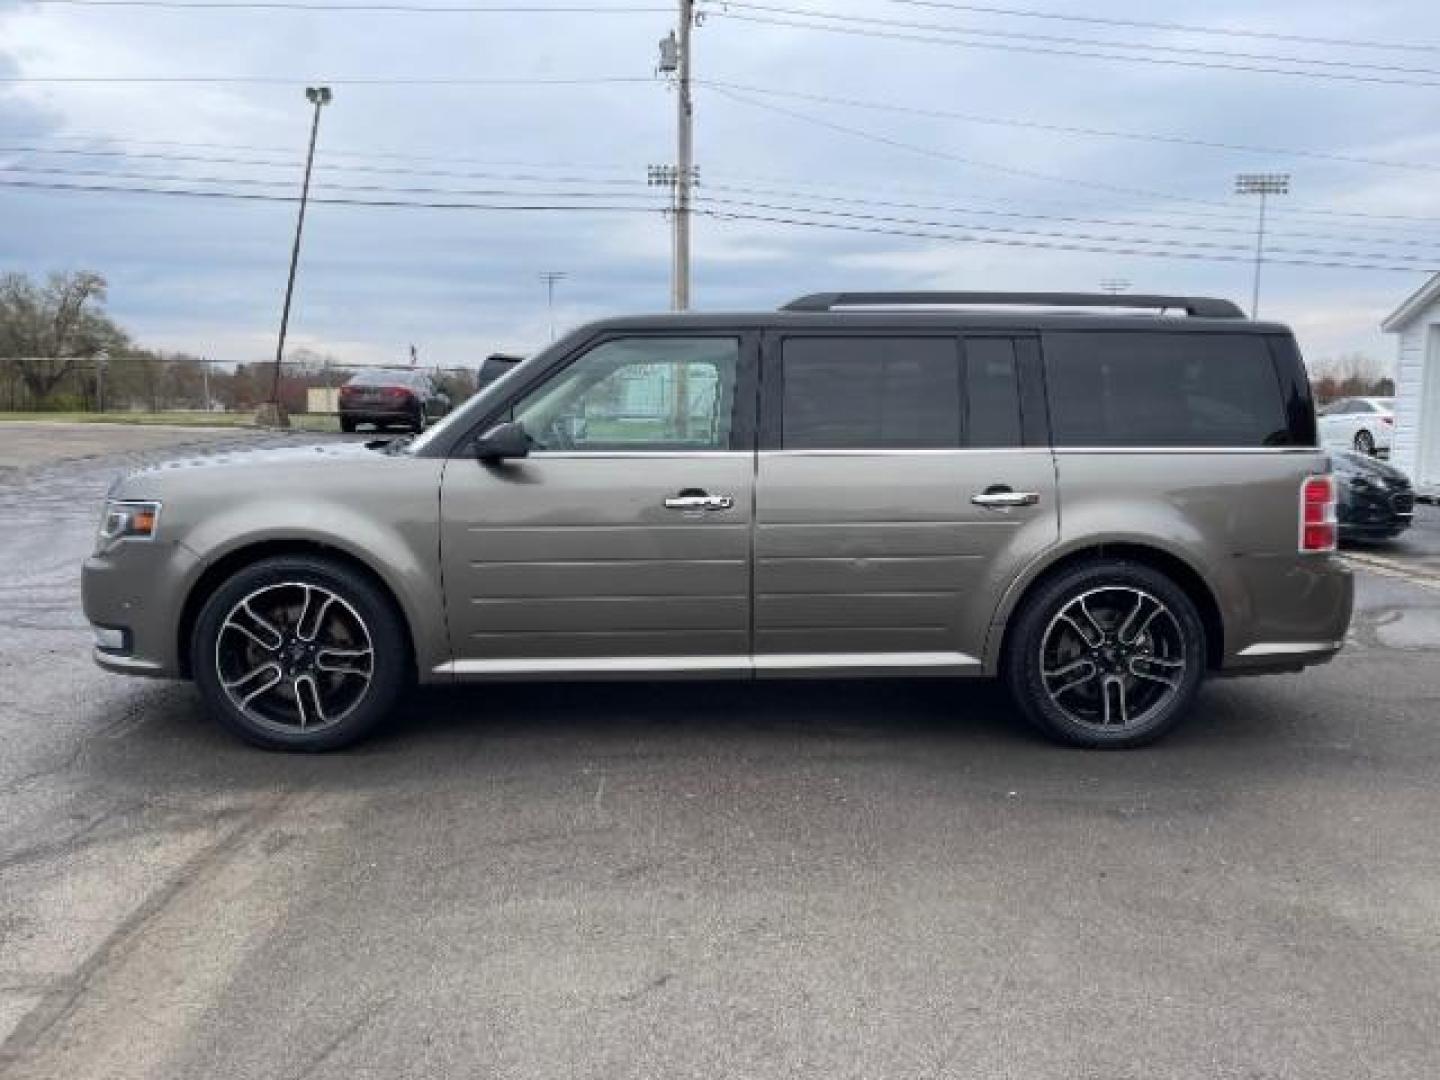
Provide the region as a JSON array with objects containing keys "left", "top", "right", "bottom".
[
  {"left": 1043, "top": 332, "right": 1291, "bottom": 448},
  {"left": 781, "top": 337, "right": 961, "bottom": 449},
  {"left": 515, "top": 337, "right": 739, "bottom": 451},
  {"left": 964, "top": 337, "right": 1023, "bottom": 448}
]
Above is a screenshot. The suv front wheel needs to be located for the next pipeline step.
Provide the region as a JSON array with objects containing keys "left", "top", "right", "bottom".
[
  {"left": 191, "top": 555, "right": 408, "bottom": 751},
  {"left": 1004, "top": 560, "right": 1206, "bottom": 748}
]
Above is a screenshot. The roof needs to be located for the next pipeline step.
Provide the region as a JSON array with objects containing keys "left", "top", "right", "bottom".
[{"left": 1382, "top": 271, "right": 1440, "bottom": 333}]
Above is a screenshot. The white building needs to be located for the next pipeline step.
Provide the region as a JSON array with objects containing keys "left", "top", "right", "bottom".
[{"left": 1382, "top": 273, "right": 1440, "bottom": 498}]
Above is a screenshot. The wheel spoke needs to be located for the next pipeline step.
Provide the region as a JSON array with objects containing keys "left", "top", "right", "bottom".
[
  {"left": 293, "top": 674, "right": 326, "bottom": 731},
  {"left": 1076, "top": 596, "right": 1108, "bottom": 643},
  {"left": 1043, "top": 658, "right": 1098, "bottom": 697},
  {"left": 224, "top": 661, "right": 283, "bottom": 706},
  {"left": 1128, "top": 655, "right": 1183, "bottom": 688},
  {"left": 1102, "top": 676, "right": 1130, "bottom": 727},
  {"left": 315, "top": 647, "right": 372, "bottom": 676},
  {"left": 225, "top": 602, "right": 283, "bottom": 652},
  {"left": 296, "top": 589, "right": 335, "bottom": 642},
  {"left": 1056, "top": 611, "right": 1102, "bottom": 648},
  {"left": 1118, "top": 594, "right": 1161, "bottom": 646}
]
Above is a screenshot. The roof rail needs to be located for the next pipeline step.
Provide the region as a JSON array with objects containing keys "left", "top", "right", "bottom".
[{"left": 780, "top": 291, "right": 1246, "bottom": 319}]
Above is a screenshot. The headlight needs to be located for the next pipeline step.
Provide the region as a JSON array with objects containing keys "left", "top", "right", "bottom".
[{"left": 96, "top": 500, "right": 162, "bottom": 551}]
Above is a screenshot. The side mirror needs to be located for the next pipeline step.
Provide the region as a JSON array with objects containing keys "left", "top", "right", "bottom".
[{"left": 473, "top": 420, "right": 532, "bottom": 462}]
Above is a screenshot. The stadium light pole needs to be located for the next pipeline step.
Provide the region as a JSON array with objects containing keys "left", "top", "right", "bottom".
[
  {"left": 1234, "top": 173, "right": 1289, "bottom": 319},
  {"left": 264, "top": 85, "right": 332, "bottom": 428}
]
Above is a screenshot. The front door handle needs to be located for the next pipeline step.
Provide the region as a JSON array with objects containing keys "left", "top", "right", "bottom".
[
  {"left": 664, "top": 491, "right": 734, "bottom": 512},
  {"left": 971, "top": 488, "right": 1040, "bottom": 509}
]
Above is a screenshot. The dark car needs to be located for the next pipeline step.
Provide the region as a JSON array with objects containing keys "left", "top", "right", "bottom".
[
  {"left": 338, "top": 369, "right": 450, "bottom": 433},
  {"left": 476, "top": 353, "right": 525, "bottom": 391},
  {"left": 1334, "top": 450, "right": 1414, "bottom": 542}
]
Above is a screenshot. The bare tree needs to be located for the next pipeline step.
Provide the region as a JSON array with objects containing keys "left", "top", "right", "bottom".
[{"left": 0, "top": 271, "right": 129, "bottom": 403}]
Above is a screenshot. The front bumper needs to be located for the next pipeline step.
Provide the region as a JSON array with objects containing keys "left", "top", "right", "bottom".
[{"left": 82, "top": 539, "right": 200, "bottom": 679}]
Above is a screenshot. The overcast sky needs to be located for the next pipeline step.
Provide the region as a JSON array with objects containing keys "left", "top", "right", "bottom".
[{"left": 2, "top": 0, "right": 1438, "bottom": 369}]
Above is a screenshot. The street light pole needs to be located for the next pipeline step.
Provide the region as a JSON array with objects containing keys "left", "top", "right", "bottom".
[
  {"left": 265, "top": 85, "right": 332, "bottom": 427},
  {"left": 1234, "top": 173, "right": 1289, "bottom": 319},
  {"left": 539, "top": 271, "right": 567, "bottom": 341}
]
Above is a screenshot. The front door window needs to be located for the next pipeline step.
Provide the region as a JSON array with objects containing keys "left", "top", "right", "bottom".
[{"left": 514, "top": 337, "right": 740, "bottom": 452}]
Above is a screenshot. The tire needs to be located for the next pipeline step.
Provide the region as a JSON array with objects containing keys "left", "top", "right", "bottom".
[
  {"left": 412, "top": 408, "right": 427, "bottom": 433},
  {"left": 1003, "top": 560, "right": 1207, "bottom": 749},
  {"left": 190, "top": 555, "right": 409, "bottom": 751},
  {"left": 1353, "top": 429, "right": 1375, "bottom": 455},
  {"left": 339, "top": 416, "right": 356, "bottom": 433}
]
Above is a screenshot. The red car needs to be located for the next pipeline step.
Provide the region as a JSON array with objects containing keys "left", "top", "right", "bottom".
[{"left": 338, "top": 370, "right": 450, "bottom": 433}]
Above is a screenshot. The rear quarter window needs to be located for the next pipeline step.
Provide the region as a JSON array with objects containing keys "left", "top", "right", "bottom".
[{"left": 1042, "top": 331, "right": 1302, "bottom": 448}]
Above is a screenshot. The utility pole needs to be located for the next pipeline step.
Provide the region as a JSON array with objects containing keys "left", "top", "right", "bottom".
[
  {"left": 201, "top": 355, "right": 211, "bottom": 410},
  {"left": 539, "top": 271, "right": 567, "bottom": 341},
  {"left": 655, "top": 3, "right": 696, "bottom": 311},
  {"left": 1099, "top": 278, "right": 1131, "bottom": 295},
  {"left": 264, "top": 85, "right": 333, "bottom": 428},
  {"left": 1234, "top": 173, "right": 1289, "bottom": 319},
  {"left": 675, "top": 0, "right": 694, "bottom": 311}
]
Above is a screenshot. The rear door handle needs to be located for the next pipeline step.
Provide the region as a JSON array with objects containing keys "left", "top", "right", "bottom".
[
  {"left": 664, "top": 492, "right": 734, "bottom": 512},
  {"left": 971, "top": 488, "right": 1040, "bottom": 509}
]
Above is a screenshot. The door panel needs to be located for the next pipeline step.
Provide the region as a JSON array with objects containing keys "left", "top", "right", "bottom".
[
  {"left": 441, "top": 454, "right": 752, "bottom": 664},
  {"left": 754, "top": 451, "right": 1057, "bottom": 663}
]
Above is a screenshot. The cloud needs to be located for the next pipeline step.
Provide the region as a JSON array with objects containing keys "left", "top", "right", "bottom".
[{"left": 1, "top": 0, "right": 1436, "bottom": 367}]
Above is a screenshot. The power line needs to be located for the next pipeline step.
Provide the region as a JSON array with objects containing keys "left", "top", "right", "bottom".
[
  {"left": 9, "top": 152, "right": 1440, "bottom": 252},
  {"left": 10, "top": 129, "right": 1438, "bottom": 243},
  {"left": 876, "top": 0, "right": 1440, "bottom": 55},
  {"left": 714, "top": 2, "right": 1440, "bottom": 81},
  {"left": 696, "top": 205, "right": 1435, "bottom": 275},
  {"left": 26, "top": 0, "right": 665, "bottom": 8},
  {"left": 698, "top": 79, "right": 1440, "bottom": 176},
  {"left": 0, "top": 132, "right": 641, "bottom": 173},
  {"left": 691, "top": 194, "right": 1440, "bottom": 267},
  {"left": 702, "top": 9, "right": 1440, "bottom": 90},
  {"left": 0, "top": 162, "right": 668, "bottom": 202},
  {"left": 2, "top": 174, "right": 1435, "bottom": 274},
  {"left": 0, "top": 145, "right": 652, "bottom": 187},
  {"left": 704, "top": 83, "right": 1440, "bottom": 230},
  {"left": 0, "top": 74, "right": 654, "bottom": 85}
]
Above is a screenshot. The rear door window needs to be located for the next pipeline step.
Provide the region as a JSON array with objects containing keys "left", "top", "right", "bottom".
[
  {"left": 1042, "top": 332, "right": 1295, "bottom": 448},
  {"left": 779, "top": 336, "right": 961, "bottom": 449}
]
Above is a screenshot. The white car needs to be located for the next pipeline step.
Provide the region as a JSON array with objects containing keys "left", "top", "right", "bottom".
[{"left": 1318, "top": 396, "right": 1394, "bottom": 457}]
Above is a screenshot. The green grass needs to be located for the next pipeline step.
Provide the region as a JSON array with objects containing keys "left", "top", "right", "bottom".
[{"left": 0, "top": 411, "right": 341, "bottom": 432}]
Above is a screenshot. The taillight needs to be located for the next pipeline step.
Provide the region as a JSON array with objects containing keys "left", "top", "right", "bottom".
[{"left": 1300, "top": 475, "right": 1338, "bottom": 553}]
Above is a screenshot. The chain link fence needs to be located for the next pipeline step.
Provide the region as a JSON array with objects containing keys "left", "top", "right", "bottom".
[{"left": 0, "top": 355, "right": 479, "bottom": 416}]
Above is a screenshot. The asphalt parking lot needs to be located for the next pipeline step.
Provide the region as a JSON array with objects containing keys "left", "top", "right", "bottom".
[{"left": 1, "top": 423, "right": 1438, "bottom": 1080}]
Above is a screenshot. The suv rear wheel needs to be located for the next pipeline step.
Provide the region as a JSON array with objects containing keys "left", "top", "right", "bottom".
[
  {"left": 1004, "top": 560, "right": 1206, "bottom": 748},
  {"left": 191, "top": 555, "right": 408, "bottom": 751}
]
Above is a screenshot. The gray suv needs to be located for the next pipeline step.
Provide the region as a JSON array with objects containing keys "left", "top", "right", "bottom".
[{"left": 82, "top": 292, "right": 1352, "bottom": 751}]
